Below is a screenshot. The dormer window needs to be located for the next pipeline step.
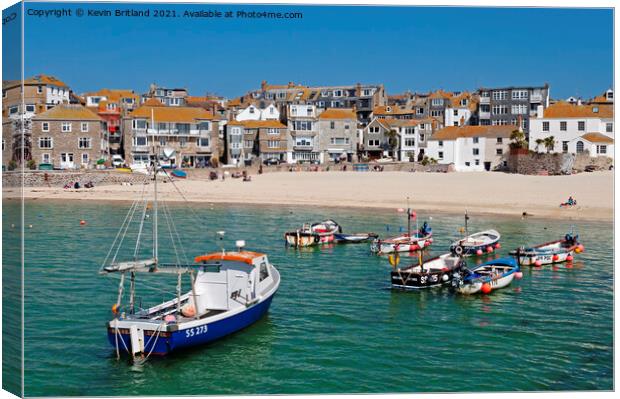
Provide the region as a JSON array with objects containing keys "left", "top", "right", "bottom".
[
  {"left": 593, "top": 107, "right": 599, "bottom": 113},
  {"left": 249, "top": 107, "right": 255, "bottom": 114},
  {"left": 386, "top": 106, "right": 392, "bottom": 112},
  {"left": 607, "top": 91, "right": 613, "bottom": 100}
]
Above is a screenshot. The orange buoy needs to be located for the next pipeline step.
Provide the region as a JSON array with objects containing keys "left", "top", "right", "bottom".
[
  {"left": 495, "top": 242, "right": 501, "bottom": 249},
  {"left": 80, "top": 220, "right": 86, "bottom": 225},
  {"left": 486, "top": 246, "right": 493, "bottom": 253},
  {"left": 111, "top": 303, "right": 119, "bottom": 314},
  {"left": 481, "top": 283, "right": 492, "bottom": 294}
]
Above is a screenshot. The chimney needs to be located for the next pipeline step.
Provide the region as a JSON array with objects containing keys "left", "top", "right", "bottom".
[
  {"left": 288, "top": 81, "right": 294, "bottom": 88},
  {"left": 536, "top": 104, "right": 544, "bottom": 118},
  {"left": 261, "top": 80, "right": 267, "bottom": 91},
  {"left": 577, "top": 98, "right": 582, "bottom": 106}
]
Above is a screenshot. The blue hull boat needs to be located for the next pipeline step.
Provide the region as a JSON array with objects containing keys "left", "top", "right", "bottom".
[
  {"left": 107, "top": 294, "right": 275, "bottom": 356},
  {"left": 454, "top": 257, "right": 520, "bottom": 294}
]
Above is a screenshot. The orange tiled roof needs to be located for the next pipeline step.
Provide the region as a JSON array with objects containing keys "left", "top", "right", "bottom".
[
  {"left": 142, "top": 98, "right": 165, "bottom": 107},
  {"left": 373, "top": 105, "right": 417, "bottom": 116},
  {"left": 319, "top": 108, "right": 356, "bottom": 120},
  {"left": 580, "top": 133, "right": 614, "bottom": 144},
  {"left": 380, "top": 118, "right": 432, "bottom": 128},
  {"left": 430, "top": 125, "right": 517, "bottom": 140},
  {"left": 4, "top": 74, "right": 68, "bottom": 90},
  {"left": 33, "top": 104, "right": 101, "bottom": 121},
  {"left": 130, "top": 103, "right": 214, "bottom": 122},
  {"left": 543, "top": 102, "right": 613, "bottom": 118},
  {"left": 86, "top": 89, "right": 139, "bottom": 103},
  {"left": 227, "top": 120, "right": 286, "bottom": 129},
  {"left": 428, "top": 89, "right": 453, "bottom": 99}
]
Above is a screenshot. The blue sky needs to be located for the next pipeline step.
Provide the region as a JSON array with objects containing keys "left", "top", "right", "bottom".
[{"left": 21, "top": 2, "right": 613, "bottom": 99}]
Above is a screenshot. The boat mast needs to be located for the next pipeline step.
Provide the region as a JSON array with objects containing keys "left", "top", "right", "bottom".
[
  {"left": 151, "top": 109, "right": 159, "bottom": 264},
  {"left": 464, "top": 210, "right": 469, "bottom": 236},
  {"left": 407, "top": 196, "right": 411, "bottom": 236}
]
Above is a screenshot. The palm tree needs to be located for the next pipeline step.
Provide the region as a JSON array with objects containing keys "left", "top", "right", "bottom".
[
  {"left": 535, "top": 138, "right": 544, "bottom": 152},
  {"left": 385, "top": 129, "right": 398, "bottom": 157},
  {"left": 543, "top": 136, "right": 555, "bottom": 153},
  {"left": 509, "top": 129, "right": 527, "bottom": 149}
]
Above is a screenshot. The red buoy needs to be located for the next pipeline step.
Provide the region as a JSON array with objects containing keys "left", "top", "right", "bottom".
[
  {"left": 552, "top": 254, "right": 559, "bottom": 262},
  {"left": 486, "top": 246, "right": 493, "bottom": 253},
  {"left": 534, "top": 260, "right": 542, "bottom": 267},
  {"left": 80, "top": 220, "right": 86, "bottom": 226},
  {"left": 495, "top": 242, "right": 501, "bottom": 249},
  {"left": 515, "top": 271, "right": 523, "bottom": 280},
  {"left": 566, "top": 255, "right": 574, "bottom": 261},
  {"left": 476, "top": 249, "right": 483, "bottom": 256},
  {"left": 481, "top": 283, "right": 492, "bottom": 294}
]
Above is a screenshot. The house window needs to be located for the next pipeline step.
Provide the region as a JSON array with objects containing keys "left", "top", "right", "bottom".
[
  {"left": 244, "top": 140, "right": 253, "bottom": 148},
  {"left": 159, "top": 137, "right": 166, "bottom": 146},
  {"left": 542, "top": 121, "right": 550, "bottom": 131},
  {"left": 472, "top": 148, "right": 480, "bottom": 155},
  {"left": 492, "top": 105, "right": 508, "bottom": 115},
  {"left": 62, "top": 122, "right": 72, "bottom": 132},
  {"left": 460, "top": 99, "right": 468, "bottom": 106},
  {"left": 430, "top": 110, "right": 442, "bottom": 117},
  {"left": 404, "top": 138, "right": 415, "bottom": 147},
  {"left": 417, "top": 107, "right": 424, "bottom": 115},
  {"left": 475, "top": 159, "right": 480, "bottom": 166},
  {"left": 492, "top": 90, "right": 508, "bottom": 100},
  {"left": 496, "top": 137, "right": 503, "bottom": 144},
  {"left": 344, "top": 125, "right": 350, "bottom": 130},
  {"left": 2, "top": 89, "right": 6, "bottom": 98},
  {"left": 9, "top": 106, "right": 18, "bottom": 115},
  {"left": 473, "top": 137, "right": 479, "bottom": 144},
  {"left": 198, "top": 122, "right": 210, "bottom": 131},
  {"left": 438, "top": 151, "right": 444, "bottom": 159},
  {"left": 431, "top": 99, "right": 443, "bottom": 106},
  {"left": 606, "top": 123, "right": 613, "bottom": 133},
  {"left": 292, "top": 120, "right": 313, "bottom": 131},
  {"left": 419, "top": 134, "right": 425, "bottom": 141},
  {"left": 511, "top": 104, "right": 527, "bottom": 114},
  {"left": 41, "top": 153, "right": 50, "bottom": 163},
  {"left": 37, "top": 85, "right": 42, "bottom": 94},
  {"left": 133, "top": 119, "right": 147, "bottom": 129},
  {"left": 562, "top": 141, "right": 568, "bottom": 153},
  {"left": 576, "top": 141, "right": 584, "bottom": 153},
  {"left": 134, "top": 136, "right": 147, "bottom": 146},
  {"left": 78, "top": 137, "right": 92, "bottom": 149},
  {"left": 496, "top": 148, "right": 503, "bottom": 155},
  {"left": 1, "top": 139, "right": 4, "bottom": 151},
  {"left": 41, "top": 122, "right": 50, "bottom": 132},
  {"left": 267, "top": 128, "right": 279, "bottom": 135},
  {"left": 363, "top": 89, "right": 372, "bottom": 96},
  {"left": 179, "top": 137, "right": 187, "bottom": 147},
  {"left": 81, "top": 153, "right": 89, "bottom": 164},
  {"left": 596, "top": 145, "right": 607, "bottom": 154},
  {"left": 369, "top": 126, "right": 380, "bottom": 134},
  {"left": 368, "top": 139, "right": 380, "bottom": 147},
  {"left": 39, "top": 137, "right": 53, "bottom": 149},
  {"left": 330, "top": 121, "right": 335, "bottom": 129},
  {"left": 438, "top": 140, "right": 443, "bottom": 147},
  {"left": 267, "top": 140, "right": 279, "bottom": 148},
  {"left": 453, "top": 109, "right": 458, "bottom": 116},
  {"left": 198, "top": 138, "right": 210, "bottom": 147},
  {"left": 81, "top": 122, "right": 89, "bottom": 132},
  {"left": 578, "top": 121, "right": 585, "bottom": 131},
  {"left": 465, "top": 162, "right": 471, "bottom": 166},
  {"left": 334, "top": 90, "right": 343, "bottom": 97},
  {"left": 511, "top": 90, "right": 528, "bottom": 100},
  {"left": 25, "top": 104, "right": 35, "bottom": 113},
  {"left": 560, "top": 121, "right": 567, "bottom": 131},
  {"left": 249, "top": 107, "right": 255, "bottom": 114}
]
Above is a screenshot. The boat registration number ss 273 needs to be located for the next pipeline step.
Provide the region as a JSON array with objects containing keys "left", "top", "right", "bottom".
[{"left": 185, "top": 325, "right": 209, "bottom": 338}]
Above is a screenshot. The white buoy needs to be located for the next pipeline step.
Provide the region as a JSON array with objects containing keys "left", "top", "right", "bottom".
[{"left": 236, "top": 240, "right": 246, "bottom": 251}]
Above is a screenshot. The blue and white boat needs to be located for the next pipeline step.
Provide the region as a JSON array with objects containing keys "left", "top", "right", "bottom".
[
  {"left": 454, "top": 257, "right": 519, "bottom": 295},
  {"left": 100, "top": 152, "right": 280, "bottom": 361}
]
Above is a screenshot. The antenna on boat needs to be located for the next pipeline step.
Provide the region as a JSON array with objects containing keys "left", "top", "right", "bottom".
[
  {"left": 236, "top": 240, "right": 246, "bottom": 252},
  {"left": 217, "top": 231, "right": 226, "bottom": 254},
  {"left": 464, "top": 210, "right": 469, "bottom": 236},
  {"left": 406, "top": 197, "right": 411, "bottom": 236}
]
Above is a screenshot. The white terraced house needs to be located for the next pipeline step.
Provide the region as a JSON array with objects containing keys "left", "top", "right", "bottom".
[
  {"left": 426, "top": 125, "right": 514, "bottom": 172},
  {"left": 529, "top": 101, "right": 614, "bottom": 158}
]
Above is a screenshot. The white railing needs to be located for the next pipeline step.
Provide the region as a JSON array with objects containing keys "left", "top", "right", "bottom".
[{"left": 530, "top": 94, "right": 543, "bottom": 103}]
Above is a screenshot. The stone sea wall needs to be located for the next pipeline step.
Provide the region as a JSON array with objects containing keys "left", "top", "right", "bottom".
[
  {"left": 2, "top": 170, "right": 149, "bottom": 187},
  {"left": 507, "top": 152, "right": 613, "bottom": 175}
]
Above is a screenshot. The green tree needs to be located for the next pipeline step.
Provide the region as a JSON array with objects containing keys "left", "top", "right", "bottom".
[
  {"left": 543, "top": 136, "right": 556, "bottom": 153},
  {"left": 509, "top": 129, "right": 527, "bottom": 149}
]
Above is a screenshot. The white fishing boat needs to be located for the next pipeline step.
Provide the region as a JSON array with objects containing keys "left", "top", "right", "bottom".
[
  {"left": 100, "top": 148, "right": 280, "bottom": 361},
  {"left": 390, "top": 252, "right": 467, "bottom": 289},
  {"left": 371, "top": 199, "right": 433, "bottom": 254},
  {"left": 455, "top": 257, "right": 520, "bottom": 295},
  {"left": 449, "top": 212, "right": 501, "bottom": 256},
  {"left": 510, "top": 232, "right": 583, "bottom": 266},
  {"left": 284, "top": 219, "right": 341, "bottom": 247}
]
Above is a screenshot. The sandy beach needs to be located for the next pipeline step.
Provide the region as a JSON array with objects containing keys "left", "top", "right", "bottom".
[{"left": 4, "top": 170, "right": 613, "bottom": 221}]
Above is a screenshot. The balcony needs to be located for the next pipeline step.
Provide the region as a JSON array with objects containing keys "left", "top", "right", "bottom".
[
  {"left": 289, "top": 131, "right": 317, "bottom": 137},
  {"left": 530, "top": 94, "right": 543, "bottom": 103},
  {"left": 293, "top": 144, "right": 314, "bottom": 151},
  {"left": 479, "top": 111, "right": 491, "bottom": 119},
  {"left": 132, "top": 145, "right": 150, "bottom": 152},
  {"left": 479, "top": 97, "right": 490, "bottom": 104}
]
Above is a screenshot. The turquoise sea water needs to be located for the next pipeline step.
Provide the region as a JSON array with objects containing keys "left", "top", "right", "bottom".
[{"left": 2, "top": 200, "right": 614, "bottom": 396}]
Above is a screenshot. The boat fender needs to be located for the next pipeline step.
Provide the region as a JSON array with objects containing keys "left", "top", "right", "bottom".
[
  {"left": 515, "top": 271, "right": 523, "bottom": 280},
  {"left": 314, "top": 235, "right": 320, "bottom": 244},
  {"left": 495, "top": 242, "right": 501, "bottom": 249},
  {"left": 476, "top": 249, "right": 483, "bottom": 256},
  {"left": 112, "top": 303, "right": 120, "bottom": 314},
  {"left": 442, "top": 274, "right": 449, "bottom": 282},
  {"left": 566, "top": 255, "right": 574, "bottom": 261},
  {"left": 552, "top": 254, "right": 559, "bottom": 262},
  {"left": 481, "top": 283, "right": 492, "bottom": 294},
  {"left": 534, "top": 260, "right": 542, "bottom": 266},
  {"left": 486, "top": 246, "right": 493, "bottom": 253},
  {"left": 454, "top": 245, "right": 464, "bottom": 256}
]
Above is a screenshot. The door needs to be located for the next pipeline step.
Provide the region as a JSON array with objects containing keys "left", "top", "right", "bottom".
[
  {"left": 61, "top": 153, "right": 74, "bottom": 169},
  {"left": 484, "top": 162, "right": 491, "bottom": 171}
]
